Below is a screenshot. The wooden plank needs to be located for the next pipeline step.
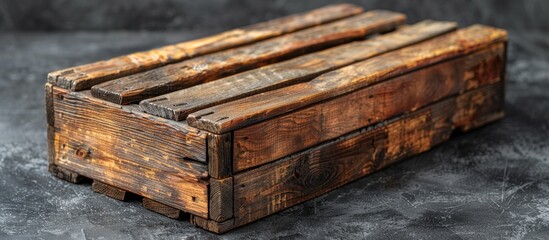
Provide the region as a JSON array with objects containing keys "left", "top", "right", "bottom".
[
  {"left": 231, "top": 43, "right": 505, "bottom": 172},
  {"left": 187, "top": 25, "right": 508, "bottom": 134},
  {"left": 232, "top": 82, "right": 504, "bottom": 226},
  {"left": 91, "top": 11, "right": 406, "bottom": 104},
  {"left": 209, "top": 177, "right": 234, "bottom": 221},
  {"left": 92, "top": 180, "right": 136, "bottom": 201},
  {"left": 51, "top": 87, "right": 210, "bottom": 217},
  {"left": 47, "top": 4, "right": 364, "bottom": 91},
  {"left": 140, "top": 20, "right": 458, "bottom": 120},
  {"left": 207, "top": 133, "right": 233, "bottom": 179},
  {"left": 142, "top": 198, "right": 187, "bottom": 219}
]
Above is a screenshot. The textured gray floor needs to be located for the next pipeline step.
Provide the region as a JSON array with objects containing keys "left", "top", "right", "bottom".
[{"left": 0, "top": 29, "right": 548, "bottom": 239}]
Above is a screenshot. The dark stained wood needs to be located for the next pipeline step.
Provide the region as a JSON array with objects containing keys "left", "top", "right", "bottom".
[
  {"left": 232, "top": 82, "right": 504, "bottom": 226},
  {"left": 140, "top": 20, "right": 458, "bottom": 120},
  {"left": 53, "top": 88, "right": 207, "bottom": 162},
  {"left": 47, "top": 125, "right": 55, "bottom": 164},
  {"left": 187, "top": 25, "right": 508, "bottom": 134},
  {"left": 91, "top": 11, "right": 406, "bottom": 104},
  {"left": 209, "top": 177, "right": 234, "bottom": 222},
  {"left": 45, "top": 82, "right": 55, "bottom": 126},
  {"left": 48, "top": 164, "right": 88, "bottom": 184},
  {"left": 231, "top": 43, "right": 505, "bottom": 172},
  {"left": 208, "top": 133, "right": 233, "bottom": 179},
  {"left": 51, "top": 87, "right": 210, "bottom": 217},
  {"left": 142, "top": 198, "right": 187, "bottom": 219},
  {"left": 190, "top": 215, "right": 235, "bottom": 234},
  {"left": 92, "top": 180, "right": 136, "bottom": 201},
  {"left": 47, "top": 4, "right": 364, "bottom": 91}
]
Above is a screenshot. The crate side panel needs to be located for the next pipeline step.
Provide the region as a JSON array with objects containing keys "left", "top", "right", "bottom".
[
  {"left": 51, "top": 87, "right": 209, "bottom": 217},
  {"left": 232, "top": 82, "right": 504, "bottom": 226}
]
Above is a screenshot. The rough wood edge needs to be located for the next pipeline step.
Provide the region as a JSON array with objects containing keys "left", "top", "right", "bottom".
[
  {"left": 190, "top": 215, "right": 235, "bottom": 234},
  {"left": 92, "top": 180, "right": 137, "bottom": 201},
  {"left": 143, "top": 198, "right": 188, "bottom": 220},
  {"left": 209, "top": 177, "right": 234, "bottom": 222},
  {"left": 48, "top": 164, "right": 88, "bottom": 184},
  {"left": 207, "top": 132, "right": 233, "bottom": 178},
  {"left": 45, "top": 82, "right": 55, "bottom": 126}
]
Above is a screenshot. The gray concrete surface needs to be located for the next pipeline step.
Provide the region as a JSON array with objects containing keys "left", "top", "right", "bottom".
[{"left": 0, "top": 28, "right": 548, "bottom": 239}]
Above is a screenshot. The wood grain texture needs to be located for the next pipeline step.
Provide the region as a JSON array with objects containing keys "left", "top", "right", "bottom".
[
  {"left": 140, "top": 20, "right": 458, "bottom": 120},
  {"left": 51, "top": 87, "right": 210, "bottom": 217},
  {"left": 143, "top": 198, "right": 187, "bottom": 220},
  {"left": 92, "top": 180, "right": 135, "bottom": 201},
  {"left": 232, "top": 82, "right": 504, "bottom": 226},
  {"left": 91, "top": 11, "right": 406, "bottom": 104},
  {"left": 209, "top": 177, "right": 234, "bottom": 222},
  {"left": 187, "top": 25, "right": 508, "bottom": 133},
  {"left": 47, "top": 4, "right": 364, "bottom": 91},
  {"left": 208, "top": 133, "right": 232, "bottom": 179},
  {"left": 231, "top": 43, "right": 505, "bottom": 172}
]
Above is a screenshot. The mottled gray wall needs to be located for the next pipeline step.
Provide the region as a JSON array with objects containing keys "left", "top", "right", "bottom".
[{"left": 0, "top": 0, "right": 548, "bottom": 31}]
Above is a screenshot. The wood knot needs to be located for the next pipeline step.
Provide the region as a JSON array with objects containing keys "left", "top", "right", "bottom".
[{"left": 75, "top": 147, "right": 90, "bottom": 160}]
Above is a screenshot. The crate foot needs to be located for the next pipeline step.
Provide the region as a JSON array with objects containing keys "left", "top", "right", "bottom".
[
  {"left": 142, "top": 198, "right": 188, "bottom": 220},
  {"left": 190, "top": 215, "right": 236, "bottom": 234},
  {"left": 48, "top": 164, "right": 88, "bottom": 184},
  {"left": 92, "top": 180, "right": 138, "bottom": 201}
]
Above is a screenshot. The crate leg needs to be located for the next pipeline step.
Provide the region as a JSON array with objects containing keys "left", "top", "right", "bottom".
[
  {"left": 48, "top": 164, "right": 88, "bottom": 184},
  {"left": 92, "top": 180, "right": 137, "bottom": 201},
  {"left": 142, "top": 198, "right": 188, "bottom": 220},
  {"left": 190, "top": 215, "right": 235, "bottom": 234}
]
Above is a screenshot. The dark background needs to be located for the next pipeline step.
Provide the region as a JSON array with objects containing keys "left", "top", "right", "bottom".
[
  {"left": 1, "top": 1, "right": 548, "bottom": 239},
  {"left": 1, "top": 0, "right": 549, "bottom": 32}
]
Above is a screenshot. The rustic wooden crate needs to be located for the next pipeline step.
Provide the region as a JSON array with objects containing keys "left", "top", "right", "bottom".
[{"left": 45, "top": 4, "right": 508, "bottom": 233}]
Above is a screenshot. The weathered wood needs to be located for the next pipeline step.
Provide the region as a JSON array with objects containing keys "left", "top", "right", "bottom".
[
  {"left": 232, "top": 82, "right": 504, "bottom": 226},
  {"left": 208, "top": 133, "right": 232, "bottom": 179},
  {"left": 187, "top": 25, "right": 508, "bottom": 134},
  {"left": 142, "top": 198, "right": 187, "bottom": 219},
  {"left": 51, "top": 87, "right": 209, "bottom": 217},
  {"left": 209, "top": 177, "right": 234, "bottom": 222},
  {"left": 47, "top": 4, "right": 364, "bottom": 91},
  {"left": 92, "top": 180, "right": 136, "bottom": 201},
  {"left": 231, "top": 43, "right": 504, "bottom": 172},
  {"left": 45, "top": 82, "right": 55, "bottom": 126},
  {"left": 190, "top": 215, "right": 235, "bottom": 234},
  {"left": 91, "top": 11, "right": 406, "bottom": 104},
  {"left": 48, "top": 164, "right": 88, "bottom": 184},
  {"left": 140, "top": 20, "right": 458, "bottom": 120}
]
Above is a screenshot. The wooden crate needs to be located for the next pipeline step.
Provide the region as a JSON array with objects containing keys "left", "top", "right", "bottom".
[{"left": 45, "top": 4, "right": 508, "bottom": 233}]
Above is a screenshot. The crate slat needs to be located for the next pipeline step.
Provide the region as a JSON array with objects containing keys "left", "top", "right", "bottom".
[
  {"left": 47, "top": 4, "right": 364, "bottom": 91},
  {"left": 140, "top": 20, "right": 457, "bottom": 120},
  {"left": 186, "top": 25, "right": 507, "bottom": 134},
  {"left": 90, "top": 11, "right": 406, "bottom": 104}
]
